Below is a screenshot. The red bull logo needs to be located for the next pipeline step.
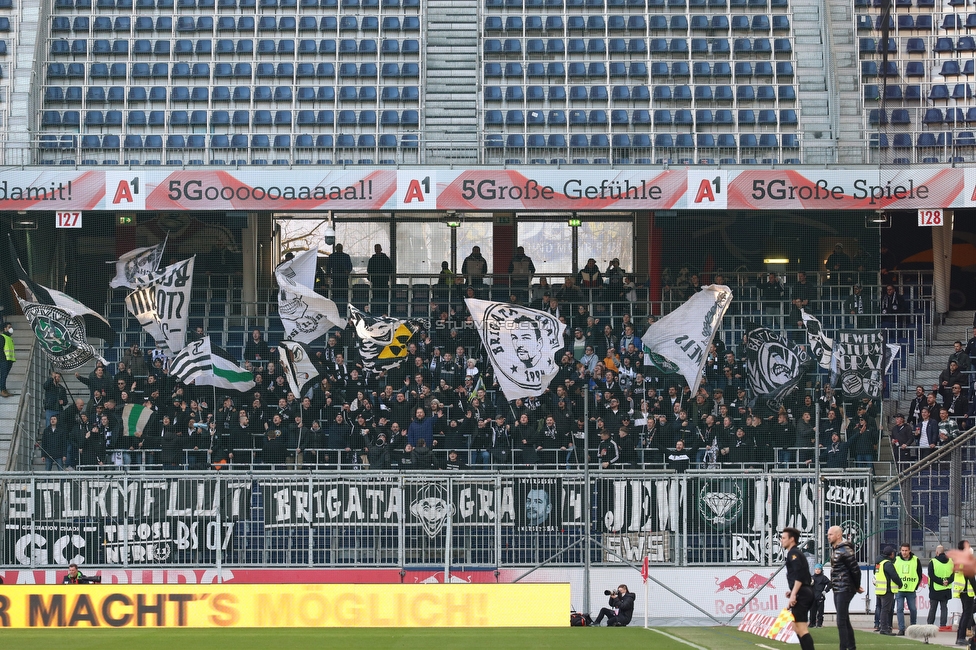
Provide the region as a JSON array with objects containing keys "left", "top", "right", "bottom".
[{"left": 715, "top": 570, "right": 774, "bottom": 594}]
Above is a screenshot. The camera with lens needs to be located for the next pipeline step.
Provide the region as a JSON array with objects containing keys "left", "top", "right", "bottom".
[
  {"left": 604, "top": 589, "right": 616, "bottom": 596},
  {"left": 77, "top": 575, "right": 102, "bottom": 584}
]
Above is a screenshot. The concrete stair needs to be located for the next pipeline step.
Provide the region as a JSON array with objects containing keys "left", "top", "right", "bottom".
[
  {"left": 822, "top": 0, "right": 862, "bottom": 165},
  {"left": 422, "top": 0, "right": 479, "bottom": 164},
  {"left": 791, "top": 0, "right": 837, "bottom": 164},
  {"left": 0, "top": 316, "right": 33, "bottom": 468}
]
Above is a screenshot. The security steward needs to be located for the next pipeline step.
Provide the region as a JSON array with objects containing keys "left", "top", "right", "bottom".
[
  {"left": 928, "top": 545, "right": 954, "bottom": 630},
  {"left": 875, "top": 546, "right": 902, "bottom": 636},
  {"left": 781, "top": 527, "right": 816, "bottom": 650},
  {"left": 894, "top": 543, "right": 923, "bottom": 635}
]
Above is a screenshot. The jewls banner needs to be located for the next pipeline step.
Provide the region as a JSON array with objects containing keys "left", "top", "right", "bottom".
[{"left": 833, "top": 330, "right": 900, "bottom": 400}]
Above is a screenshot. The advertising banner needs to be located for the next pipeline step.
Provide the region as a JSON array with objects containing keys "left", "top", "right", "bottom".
[
  {"left": 0, "top": 583, "right": 569, "bottom": 628},
  {"left": 0, "top": 168, "right": 971, "bottom": 211}
]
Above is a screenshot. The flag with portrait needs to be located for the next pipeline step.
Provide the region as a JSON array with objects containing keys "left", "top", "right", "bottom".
[
  {"left": 464, "top": 298, "right": 566, "bottom": 401},
  {"left": 278, "top": 339, "right": 326, "bottom": 398}
]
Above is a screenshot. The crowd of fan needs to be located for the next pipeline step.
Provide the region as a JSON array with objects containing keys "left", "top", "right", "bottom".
[
  {"left": 29, "top": 242, "right": 937, "bottom": 473},
  {"left": 32, "top": 308, "right": 963, "bottom": 475}
]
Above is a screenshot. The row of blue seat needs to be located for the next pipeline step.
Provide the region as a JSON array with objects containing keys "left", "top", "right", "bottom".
[
  {"left": 869, "top": 108, "right": 976, "bottom": 124},
  {"left": 484, "top": 83, "right": 796, "bottom": 101},
  {"left": 53, "top": 15, "right": 421, "bottom": 33},
  {"left": 870, "top": 132, "right": 976, "bottom": 147},
  {"left": 47, "top": 61, "right": 420, "bottom": 79},
  {"left": 860, "top": 36, "right": 976, "bottom": 53},
  {"left": 52, "top": 0, "right": 419, "bottom": 10},
  {"left": 484, "top": 107, "right": 798, "bottom": 125},
  {"left": 44, "top": 84, "right": 421, "bottom": 103},
  {"left": 919, "top": 107, "right": 976, "bottom": 123},
  {"left": 862, "top": 60, "right": 976, "bottom": 78},
  {"left": 857, "top": 13, "right": 976, "bottom": 31},
  {"left": 484, "top": 60, "right": 795, "bottom": 78},
  {"left": 488, "top": 133, "right": 799, "bottom": 148},
  {"left": 483, "top": 0, "right": 788, "bottom": 7},
  {"left": 485, "top": 36, "right": 794, "bottom": 54},
  {"left": 51, "top": 38, "right": 422, "bottom": 56},
  {"left": 47, "top": 133, "right": 415, "bottom": 150},
  {"left": 42, "top": 108, "right": 420, "bottom": 127},
  {"left": 485, "top": 14, "right": 790, "bottom": 32},
  {"left": 854, "top": 0, "right": 937, "bottom": 7},
  {"left": 863, "top": 84, "right": 976, "bottom": 101}
]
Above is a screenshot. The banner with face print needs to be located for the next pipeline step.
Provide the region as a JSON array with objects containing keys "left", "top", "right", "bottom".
[{"left": 464, "top": 299, "right": 566, "bottom": 401}]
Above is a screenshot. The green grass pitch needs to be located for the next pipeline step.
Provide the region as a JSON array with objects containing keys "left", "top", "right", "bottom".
[{"left": 0, "top": 626, "right": 925, "bottom": 650}]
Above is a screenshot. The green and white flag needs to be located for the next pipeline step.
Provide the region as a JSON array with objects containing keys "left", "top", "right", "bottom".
[
  {"left": 171, "top": 336, "right": 255, "bottom": 392},
  {"left": 122, "top": 403, "right": 154, "bottom": 436}
]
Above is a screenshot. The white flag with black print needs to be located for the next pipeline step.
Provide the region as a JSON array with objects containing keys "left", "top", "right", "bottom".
[
  {"left": 123, "top": 285, "right": 166, "bottom": 343},
  {"left": 641, "top": 285, "right": 733, "bottom": 396},
  {"left": 18, "top": 300, "right": 107, "bottom": 371},
  {"left": 108, "top": 237, "right": 167, "bottom": 289},
  {"left": 347, "top": 305, "right": 422, "bottom": 371},
  {"left": 801, "top": 310, "right": 835, "bottom": 371},
  {"left": 169, "top": 336, "right": 214, "bottom": 384},
  {"left": 278, "top": 339, "right": 326, "bottom": 398},
  {"left": 275, "top": 248, "right": 346, "bottom": 343},
  {"left": 464, "top": 298, "right": 566, "bottom": 401}
]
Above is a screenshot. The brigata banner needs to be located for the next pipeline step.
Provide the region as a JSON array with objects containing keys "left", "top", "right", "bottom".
[
  {"left": 2, "top": 167, "right": 975, "bottom": 211},
  {"left": 0, "top": 583, "right": 569, "bottom": 628}
]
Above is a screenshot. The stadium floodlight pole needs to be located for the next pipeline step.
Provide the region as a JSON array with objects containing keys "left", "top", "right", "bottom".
[{"left": 583, "top": 385, "right": 591, "bottom": 617}]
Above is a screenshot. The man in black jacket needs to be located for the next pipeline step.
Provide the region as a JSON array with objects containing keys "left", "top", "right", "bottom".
[
  {"left": 592, "top": 584, "right": 635, "bottom": 627},
  {"left": 828, "top": 525, "right": 863, "bottom": 650}
]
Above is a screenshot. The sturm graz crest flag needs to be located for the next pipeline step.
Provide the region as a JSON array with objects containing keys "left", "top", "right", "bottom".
[
  {"left": 19, "top": 300, "right": 106, "bottom": 370},
  {"left": 465, "top": 298, "right": 566, "bottom": 401},
  {"left": 745, "top": 326, "right": 808, "bottom": 408}
]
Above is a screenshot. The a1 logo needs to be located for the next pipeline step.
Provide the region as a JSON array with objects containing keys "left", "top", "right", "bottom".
[
  {"left": 687, "top": 171, "right": 728, "bottom": 209},
  {"left": 105, "top": 172, "right": 146, "bottom": 209},
  {"left": 396, "top": 171, "right": 437, "bottom": 209}
]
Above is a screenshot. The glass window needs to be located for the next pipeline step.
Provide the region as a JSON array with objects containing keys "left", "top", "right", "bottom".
[
  {"left": 396, "top": 221, "right": 454, "bottom": 277},
  {"left": 577, "top": 221, "right": 634, "bottom": 274},
  {"left": 518, "top": 221, "right": 575, "bottom": 278},
  {"left": 334, "top": 220, "right": 391, "bottom": 273}
]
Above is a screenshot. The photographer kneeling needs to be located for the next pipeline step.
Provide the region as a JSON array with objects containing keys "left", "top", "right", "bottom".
[
  {"left": 593, "top": 584, "right": 635, "bottom": 627},
  {"left": 62, "top": 563, "right": 100, "bottom": 585}
]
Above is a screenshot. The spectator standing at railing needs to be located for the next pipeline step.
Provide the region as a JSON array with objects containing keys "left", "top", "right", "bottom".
[
  {"left": 908, "top": 386, "right": 927, "bottom": 426},
  {"left": 39, "top": 415, "right": 66, "bottom": 471},
  {"left": 122, "top": 344, "right": 148, "bottom": 377},
  {"left": 915, "top": 407, "right": 938, "bottom": 461},
  {"left": 43, "top": 371, "right": 68, "bottom": 427},
  {"left": 880, "top": 284, "right": 906, "bottom": 332},
  {"left": 366, "top": 243, "right": 393, "bottom": 309},
  {"left": 75, "top": 366, "right": 112, "bottom": 401},
  {"left": 826, "top": 243, "right": 853, "bottom": 285},
  {"left": 789, "top": 272, "right": 818, "bottom": 333},
  {"left": 824, "top": 430, "right": 861, "bottom": 469},
  {"left": 578, "top": 258, "right": 604, "bottom": 294},
  {"left": 947, "top": 383, "right": 969, "bottom": 424},
  {"left": 758, "top": 272, "right": 786, "bottom": 325},
  {"left": 243, "top": 329, "right": 270, "bottom": 367},
  {"left": 938, "top": 362, "right": 965, "bottom": 405},
  {"left": 325, "top": 243, "right": 353, "bottom": 304},
  {"left": 890, "top": 414, "right": 915, "bottom": 467},
  {"left": 460, "top": 245, "right": 488, "bottom": 289},
  {"left": 508, "top": 246, "right": 535, "bottom": 302},
  {"left": 795, "top": 411, "right": 816, "bottom": 466},
  {"left": 938, "top": 407, "right": 960, "bottom": 440},
  {"left": 951, "top": 341, "right": 972, "bottom": 375}
]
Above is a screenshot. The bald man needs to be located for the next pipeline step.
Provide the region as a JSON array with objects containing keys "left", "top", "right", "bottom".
[{"left": 828, "top": 525, "right": 863, "bottom": 650}]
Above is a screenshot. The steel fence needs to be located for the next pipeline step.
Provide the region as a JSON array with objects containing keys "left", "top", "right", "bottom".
[{"left": 0, "top": 470, "right": 872, "bottom": 571}]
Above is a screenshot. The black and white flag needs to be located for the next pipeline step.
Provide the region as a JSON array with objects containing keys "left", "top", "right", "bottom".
[
  {"left": 801, "top": 310, "right": 834, "bottom": 371},
  {"left": 124, "top": 285, "right": 165, "bottom": 343},
  {"left": 9, "top": 237, "right": 115, "bottom": 341},
  {"left": 464, "top": 298, "right": 566, "bottom": 400},
  {"left": 108, "top": 238, "right": 167, "bottom": 289},
  {"left": 745, "top": 326, "right": 809, "bottom": 406},
  {"left": 125, "top": 257, "right": 195, "bottom": 353},
  {"left": 641, "top": 285, "right": 732, "bottom": 395},
  {"left": 275, "top": 249, "right": 346, "bottom": 343},
  {"left": 347, "top": 305, "right": 422, "bottom": 371},
  {"left": 18, "top": 300, "right": 107, "bottom": 370},
  {"left": 278, "top": 339, "right": 326, "bottom": 398},
  {"left": 833, "top": 330, "right": 900, "bottom": 400},
  {"left": 170, "top": 336, "right": 256, "bottom": 392}
]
